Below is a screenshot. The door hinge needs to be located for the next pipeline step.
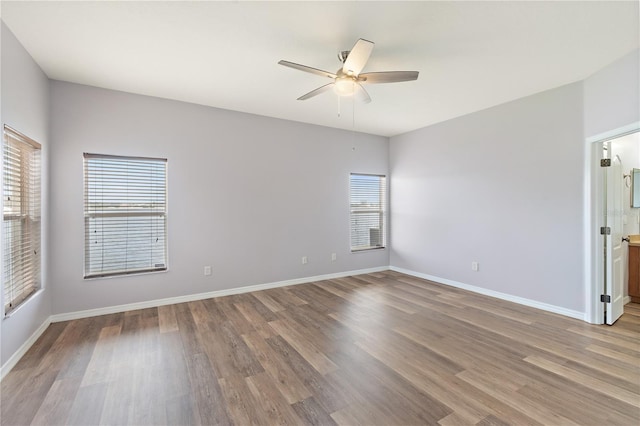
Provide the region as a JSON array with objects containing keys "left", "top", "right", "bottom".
[
  {"left": 600, "top": 294, "right": 611, "bottom": 303},
  {"left": 601, "top": 158, "right": 611, "bottom": 167},
  {"left": 600, "top": 226, "right": 611, "bottom": 235}
]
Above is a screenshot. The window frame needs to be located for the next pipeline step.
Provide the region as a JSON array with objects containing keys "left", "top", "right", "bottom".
[
  {"left": 83, "top": 153, "right": 168, "bottom": 279},
  {"left": 349, "top": 173, "right": 387, "bottom": 252},
  {"left": 2, "top": 125, "right": 42, "bottom": 315}
]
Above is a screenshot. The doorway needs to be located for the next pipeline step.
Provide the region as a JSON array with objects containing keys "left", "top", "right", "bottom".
[{"left": 588, "top": 127, "right": 640, "bottom": 325}]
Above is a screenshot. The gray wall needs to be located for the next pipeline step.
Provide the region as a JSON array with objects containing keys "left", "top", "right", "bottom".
[
  {"left": 49, "top": 81, "right": 389, "bottom": 314},
  {"left": 584, "top": 49, "right": 639, "bottom": 139},
  {"left": 1, "top": 23, "right": 52, "bottom": 366},
  {"left": 389, "top": 82, "right": 585, "bottom": 313}
]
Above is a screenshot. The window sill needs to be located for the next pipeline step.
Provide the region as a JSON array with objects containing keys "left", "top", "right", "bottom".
[
  {"left": 83, "top": 268, "right": 169, "bottom": 281},
  {"left": 351, "top": 246, "right": 386, "bottom": 253},
  {"left": 3, "top": 288, "right": 45, "bottom": 320}
]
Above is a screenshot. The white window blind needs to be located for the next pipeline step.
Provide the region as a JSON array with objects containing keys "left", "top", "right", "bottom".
[
  {"left": 83, "top": 153, "right": 167, "bottom": 278},
  {"left": 350, "top": 173, "right": 387, "bottom": 251},
  {"left": 3, "top": 126, "right": 41, "bottom": 314}
]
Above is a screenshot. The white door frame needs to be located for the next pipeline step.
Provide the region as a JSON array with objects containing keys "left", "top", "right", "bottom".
[{"left": 585, "top": 122, "right": 640, "bottom": 324}]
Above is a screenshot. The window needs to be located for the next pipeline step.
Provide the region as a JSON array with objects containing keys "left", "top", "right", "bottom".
[
  {"left": 350, "top": 173, "right": 387, "bottom": 251},
  {"left": 83, "top": 153, "right": 167, "bottom": 278},
  {"left": 3, "top": 126, "right": 41, "bottom": 314}
]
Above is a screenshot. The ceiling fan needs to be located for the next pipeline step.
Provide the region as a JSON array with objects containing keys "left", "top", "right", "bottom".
[{"left": 278, "top": 38, "right": 419, "bottom": 103}]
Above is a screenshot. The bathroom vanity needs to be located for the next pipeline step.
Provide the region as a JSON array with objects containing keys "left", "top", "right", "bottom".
[{"left": 628, "top": 239, "right": 640, "bottom": 303}]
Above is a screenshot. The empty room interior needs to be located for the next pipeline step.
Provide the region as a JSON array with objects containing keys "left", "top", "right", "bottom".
[{"left": 1, "top": 1, "right": 639, "bottom": 425}]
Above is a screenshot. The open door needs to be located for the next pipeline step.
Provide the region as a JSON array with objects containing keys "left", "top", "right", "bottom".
[{"left": 604, "top": 153, "right": 624, "bottom": 325}]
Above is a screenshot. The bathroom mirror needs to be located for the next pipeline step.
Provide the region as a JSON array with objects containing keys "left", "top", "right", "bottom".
[{"left": 632, "top": 168, "right": 640, "bottom": 208}]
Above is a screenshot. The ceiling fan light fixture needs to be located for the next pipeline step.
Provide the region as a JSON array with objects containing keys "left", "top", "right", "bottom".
[{"left": 334, "top": 77, "right": 355, "bottom": 96}]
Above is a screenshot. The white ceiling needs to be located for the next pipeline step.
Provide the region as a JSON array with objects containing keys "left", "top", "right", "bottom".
[{"left": 2, "top": 1, "right": 638, "bottom": 137}]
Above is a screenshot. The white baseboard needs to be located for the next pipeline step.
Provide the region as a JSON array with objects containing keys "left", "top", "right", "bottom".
[
  {"left": 50, "top": 266, "right": 389, "bottom": 323},
  {"left": 389, "top": 266, "right": 585, "bottom": 321},
  {"left": 623, "top": 295, "right": 631, "bottom": 305},
  {"left": 0, "top": 317, "right": 52, "bottom": 381}
]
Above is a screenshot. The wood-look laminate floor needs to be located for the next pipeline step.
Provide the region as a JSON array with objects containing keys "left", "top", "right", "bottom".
[{"left": 1, "top": 271, "right": 639, "bottom": 425}]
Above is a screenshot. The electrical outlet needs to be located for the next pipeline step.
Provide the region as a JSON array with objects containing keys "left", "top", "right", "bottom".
[
  {"left": 302, "top": 256, "right": 308, "bottom": 265},
  {"left": 331, "top": 253, "right": 337, "bottom": 261},
  {"left": 471, "top": 262, "right": 479, "bottom": 272},
  {"left": 204, "top": 266, "right": 212, "bottom": 276}
]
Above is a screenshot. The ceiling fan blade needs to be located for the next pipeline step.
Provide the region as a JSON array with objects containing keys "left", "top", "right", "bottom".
[
  {"left": 278, "top": 60, "right": 337, "bottom": 79},
  {"left": 359, "top": 71, "right": 419, "bottom": 84},
  {"left": 355, "top": 83, "right": 371, "bottom": 104},
  {"left": 297, "top": 83, "right": 335, "bottom": 100},
  {"left": 342, "top": 38, "right": 374, "bottom": 76}
]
